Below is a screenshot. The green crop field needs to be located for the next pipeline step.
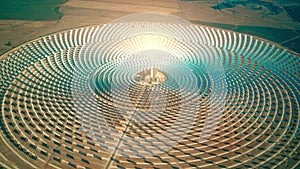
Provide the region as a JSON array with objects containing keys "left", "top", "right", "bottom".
[{"left": 0, "top": 0, "right": 67, "bottom": 20}]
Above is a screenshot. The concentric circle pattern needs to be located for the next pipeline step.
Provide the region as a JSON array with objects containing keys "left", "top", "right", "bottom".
[{"left": 0, "top": 13, "right": 300, "bottom": 169}]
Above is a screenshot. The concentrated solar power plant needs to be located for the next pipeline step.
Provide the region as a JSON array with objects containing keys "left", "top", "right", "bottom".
[{"left": 0, "top": 13, "right": 299, "bottom": 169}]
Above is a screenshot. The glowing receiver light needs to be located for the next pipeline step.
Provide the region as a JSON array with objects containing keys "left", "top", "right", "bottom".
[{"left": 121, "top": 34, "right": 183, "bottom": 56}]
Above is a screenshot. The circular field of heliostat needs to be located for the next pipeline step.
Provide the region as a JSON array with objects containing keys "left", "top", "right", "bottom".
[{"left": 0, "top": 13, "right": 299, "bottom": 169}]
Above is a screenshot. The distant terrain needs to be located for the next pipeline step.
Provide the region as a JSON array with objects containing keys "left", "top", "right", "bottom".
[
  {"left": 284, "top": 6, "right": 300, "bottom": 22},
  {"left": 0, "top": 0, "right": 67, "bottom": 20},
  {"left": 212, "top": 0, "right": 282, "bottom": 16},
  {"left": 207, "top": 0, "right": 300, "bottom": 53}
]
